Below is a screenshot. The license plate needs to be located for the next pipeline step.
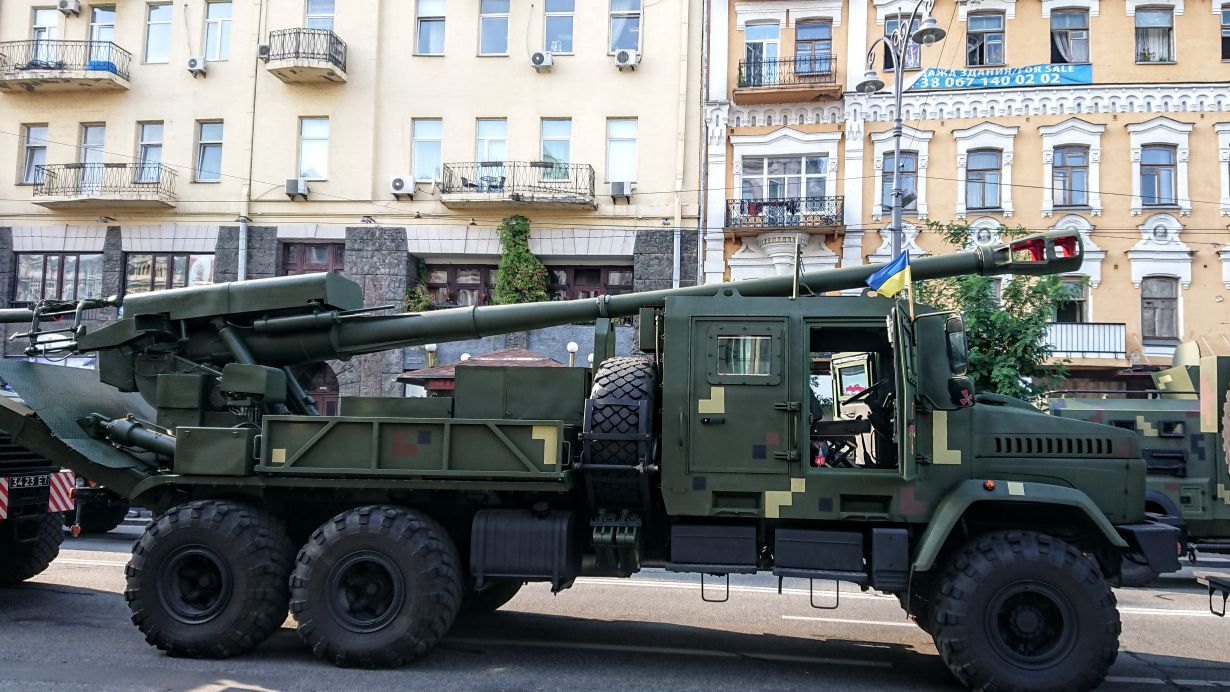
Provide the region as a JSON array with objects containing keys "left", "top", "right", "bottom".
[{"left": 8, "top": 474, "right": 49, "bottom": 489}]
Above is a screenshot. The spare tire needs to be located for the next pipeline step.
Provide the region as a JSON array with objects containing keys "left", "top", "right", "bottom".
[{"left": 582, "top": 357, "right": 658, "bottom": 508}]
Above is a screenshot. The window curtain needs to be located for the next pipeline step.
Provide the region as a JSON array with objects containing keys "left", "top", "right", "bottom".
[{"left": 1052, "top": 31, "right": 1073, "bottom": 62}]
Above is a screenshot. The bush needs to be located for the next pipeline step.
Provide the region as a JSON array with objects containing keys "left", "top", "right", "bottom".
[{"left": 493, "top": 215, "right": 548, "bottom": 304}]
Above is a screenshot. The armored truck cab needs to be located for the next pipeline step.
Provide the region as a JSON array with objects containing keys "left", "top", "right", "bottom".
[{"left": 0, "top": 231, "right": 1180, "bottom": 691}]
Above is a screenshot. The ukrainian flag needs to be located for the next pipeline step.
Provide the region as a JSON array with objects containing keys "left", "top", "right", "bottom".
[{"left": 865, "top": 253, "right": 911, "bottom": 298}]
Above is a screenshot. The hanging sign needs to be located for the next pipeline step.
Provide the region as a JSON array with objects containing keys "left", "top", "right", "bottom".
[{"left": 906, "top": 64, "right": 1092, "bottom": 91}]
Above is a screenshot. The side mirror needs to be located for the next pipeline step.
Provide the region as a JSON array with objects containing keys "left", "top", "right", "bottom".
[
  {"left": 944, "top": 316, "right": 968, "bottom": 376},
  {"left": 949, "top": 375, "right": 975, "bottom": 408}
]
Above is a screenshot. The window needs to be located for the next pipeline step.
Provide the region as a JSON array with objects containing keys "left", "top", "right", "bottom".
[
  {"left": 124, "top": 253, "right": 214, "bottom": 294},
  {"left": 545, "top": 0, "right": 574, "bottom": 53},
  {"left": 204, "top": 1, "right": 232, "bottom": 61},
  {"left": 740, "top": 155, "right": 827, "bottom": 200},
  {"left": 610, "top": 0, "right": 641, "bottom": 53},
  {"left": 20, "top": 125, "right": 47, "bottom": 185},
  {"left": 145, "top": 4, "right": 172, "bottom": 63},
  {"left": 417, "top": 0, "right": 446, "bottom": 55},
  {"left": 1054, "top": 278, "right": 1088, "bottom": 322},
  {"left": 299, "top": 117, "right": 329, "bottom": 179},
  {"left": 717, "top": 336, "right": 771, "bottom": 376},
  {"left": 89, "top": 6, "right": 116, "bottom": 63},
  {"left": 541, "top": 118, "right": 571, "bottom": 178},
  {"left": 305, "top": 0, "right": 335, "bottom": 31},
  {"left": 479, "top": 0, "right": 509, "bottom": 55},
  {"left": 412, "top": 118, "right": 443, "bottom": 182},
  {"left": 1051, "top": 10, "right": 1089, "bottom": 63},
  {"left": 795, "top": 21, "right": 832, "bottom": 74},
  {"left": 1222, "top": 5, "right": 1230, "bottom": 60},
  {"left": 14, "top": 253, "right": 104, "bottom": 305},
  {"left": 1141, "top": 276, "right": 1179, "bottom": 342},
  {"left": 426, "top": 265, "right": 496, "bottom": 306},
  {"left": 1053, "top": 145, "right": 1088, "bottom": 207},
  {"left": 1141, "top": 145, "right": 1176, "bottom": 206},
  {"left": 136, "top": 122, "right": 163, "bottom": 183},
  {"left": 1136, "top": 9, "right": 1173, "bottom": 62},
  {"left": 281, "top": 243, "right": 344, "bottom": 275},
  {"left": 548, "top": 266, "right": 634, "bottom": 300},
  {"left": 884, "top": 16, "right": 921, "bottom": 70},
  {"left": 79, "top": 124, "right": 105, "bottom": 194},
  {"left": 475, "top": 118, "right": 507, "bottom": 161},
  {"left": 32, "top": 8, "right": 58, "bottom": 65},
  {"left": 881, "top": 152, "right": 918, "bottom": 212},
  {"left": 742, "top": 23, "right": 780, "bottom": 86},
  {"left": 967, "top": 13, "right": 1005, "bottom": 66},
  {"left": 195, "top": 121, "right": 224, "bottom": 182},
  {"left": 606, "top": 118, "right": 638, "bottom": 182},
  {"left": 966, "top": 149, "right": 1001, "bottom": 210}
]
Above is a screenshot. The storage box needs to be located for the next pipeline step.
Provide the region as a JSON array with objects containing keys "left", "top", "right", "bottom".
[
  {"left": 774, "top": 529, "right": 863, "bottom": 573},
  {"left": 470, "top": 509, "right": 580, "bottom": 591},
  {"left": 670, "top": 524, "right": 757, "bottom": 567}
]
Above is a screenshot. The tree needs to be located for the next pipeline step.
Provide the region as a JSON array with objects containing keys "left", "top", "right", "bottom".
[
  {"left": 912, "top": 221, "right": 1076, "bottom": 400},
  {"left": 404, "top": 257, "right": 433, "bottom": 313},
  {"left": 493, "top": 215, "right": 548, "bottom": 304}
]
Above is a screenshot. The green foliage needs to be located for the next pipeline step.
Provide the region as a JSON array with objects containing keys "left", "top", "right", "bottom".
[
  {"left": 913, "top": 220, "right": 1076, "bottom": 400},
  {"left": 404, "top": 257, "right": 434, "bottom": 312},
  {"left": 494, "top": 215, "right": 549, "bottom": 305}
]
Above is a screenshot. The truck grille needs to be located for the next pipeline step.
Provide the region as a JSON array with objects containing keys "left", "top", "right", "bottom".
[{"left": 992, "top": 435, "right": 1115, "bottom": 457}]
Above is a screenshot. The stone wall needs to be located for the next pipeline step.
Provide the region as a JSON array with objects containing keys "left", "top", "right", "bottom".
[
  {"left": 339, "top": 227, "right": 411, "bottom": 397},
  {"left": 633, "top": 228, "right": 699, "bottom": 292},
  {"left": 213, "top": 225, "right": 278, "bottom": 283}
]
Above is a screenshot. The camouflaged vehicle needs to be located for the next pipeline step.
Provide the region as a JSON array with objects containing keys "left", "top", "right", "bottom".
[{"left": 0, "top": 230, "right": 1179, "bottom": 691}]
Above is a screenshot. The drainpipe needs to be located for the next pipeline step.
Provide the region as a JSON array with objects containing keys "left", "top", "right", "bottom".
[
  {"left": 672, "top": 0, "right": 690, "bottom": 288},
  {"left": 697, "top": 0, "right": 710, "bottom": 285},
  {"left": 237, "top": 215, "right": 249, "bottom": 280}
]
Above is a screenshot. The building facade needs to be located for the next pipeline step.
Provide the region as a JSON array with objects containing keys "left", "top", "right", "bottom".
[
  {"left": 0, "top": 0, "right": 702, "bottom": 397},
  {"left": 704, "top": 0, "right": 1230, "bottom": 386}
]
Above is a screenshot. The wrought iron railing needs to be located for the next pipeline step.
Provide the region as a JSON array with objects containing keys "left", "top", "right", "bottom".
[
  {"left": 737, "top": 54, "right": 837, "bottom": 88},
  {"left": 266, "top": 28, "right": 347, "bottom": 71},
  {"left": 33, "top": 163, "right": 177, "bottom": 203},
  {"left": 0, "top": 40, "right": 131, "bottom": 80},
  {"left": 441, "top": 162, "right": 596, "bottom": 205},
  {"left": 1046, "top": 322, "right": 1127, "bottom": 359},
  {"left": 726, "top": 197, "right": 844, "bottom": 229}
]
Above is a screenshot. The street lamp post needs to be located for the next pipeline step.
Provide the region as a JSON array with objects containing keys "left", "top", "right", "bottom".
[{"left": 856, "top": 0, "right": 946, "bottom": 260}]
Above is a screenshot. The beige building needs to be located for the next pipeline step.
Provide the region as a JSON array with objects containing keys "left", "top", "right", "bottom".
[
  {"left": 0, "top": 0, "right": 703, "bottom": 398},
  {"left": 704, "top": 0, "right": 1230, "bottom": 387}
]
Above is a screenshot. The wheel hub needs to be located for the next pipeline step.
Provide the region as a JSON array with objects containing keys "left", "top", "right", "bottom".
[
  {"left": 987, "top": 581, "right": 1077, "bottom": 669},
  {"left": 157, "top": 545, "right": 233, "bottom": 625},
  {"left": 326, "top": 550, "right": 406, "bottom": 633}
]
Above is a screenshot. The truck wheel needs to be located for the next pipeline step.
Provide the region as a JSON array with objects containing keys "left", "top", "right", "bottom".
[
  {"left": 125, "top": 500, "right": 295, "bottom": 658},
  {"left": 460, "top": 580, "right": 523, "bottom": 616},
  {"left": 290, "top": 505, "right": 462, "bottom": 668},
  {"left": 931, "top": 531, "right": 1119, "bottom": 691},
  {"left": 587, "top": 356, "right": 657, "bottom": 466},
  {"left": 0, "top": 513, "right": 63, "bottom": 585},
  {"left": 68, "top": 502, "right": 130, "bottom": 535}
]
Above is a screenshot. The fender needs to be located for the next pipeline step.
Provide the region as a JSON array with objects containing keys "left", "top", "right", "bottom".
[{"left": 912, "top": 479, "right": 1128, "bottom": 572}]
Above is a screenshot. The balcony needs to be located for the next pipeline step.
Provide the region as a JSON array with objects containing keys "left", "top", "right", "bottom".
[
  {"left": 0, "top": 40, "right": 131, "bottom": 93},
  {"left": 441, "top": 162, "right": 596, "bottom": 209},
  {"left": 263, "top": 28, "right": 347, "bottom": 84},
  {"left": 1046, "top": 322, "right": 1127, "bottom": 360},
  {"left": 726, "top": 197, "right": 844, "bottom": 233},
  {"left": 733, "top": 55, "right": 840, "bottom": 105},
  {"left": 32, "top": 163, "right": 177, "bottom": 209}
]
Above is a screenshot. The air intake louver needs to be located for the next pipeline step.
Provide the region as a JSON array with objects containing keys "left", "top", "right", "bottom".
[{"left": 992, "top": 436, "right": 1115, "bottom": 457}]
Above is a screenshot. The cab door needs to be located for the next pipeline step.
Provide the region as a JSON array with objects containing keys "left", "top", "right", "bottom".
[
  {"left": 892, "top": 307, "right": 918, "bottom": 480},
  {"left": 688, "top": 318, "right": 797, "bottom": 476}
]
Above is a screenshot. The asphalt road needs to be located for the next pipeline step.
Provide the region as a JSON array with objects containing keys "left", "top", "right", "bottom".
[{"left": 3, "top": 522, "right": 1230, "bottom": 691}]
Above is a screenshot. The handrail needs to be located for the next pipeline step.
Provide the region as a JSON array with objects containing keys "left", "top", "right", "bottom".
[
  {"left": 33, "top": 163, "right": 176, "bottom": 202},
  {"left": 266, "top": 28, "right": 346, "bottom": 71},
  {"left": 737, "top": 54, "right": 838, "bottom": 88},
  {"left": 0, "top": 40, "right": 132, "bottom": 80}
]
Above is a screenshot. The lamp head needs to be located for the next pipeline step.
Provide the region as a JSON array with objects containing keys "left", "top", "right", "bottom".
[
  {"left": 566, "top": 341, "right": 579, "bottom": 353},
  {"left": 911, "top": 15, "right": 946, "bottom": 45},
  {"left": 856, "top": 69, "right": 885, "bottom": 94}
]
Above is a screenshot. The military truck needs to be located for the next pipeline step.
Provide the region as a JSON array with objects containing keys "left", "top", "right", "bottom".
[
  {"left": 0, "top": 424, "right": 74, "bottom": 585},
  {"left": 1051, "top": 342, "right": 1230, "bottom": 556},
  {"left": 0, "top": 230, "right": 1178, "bottom": 691}
]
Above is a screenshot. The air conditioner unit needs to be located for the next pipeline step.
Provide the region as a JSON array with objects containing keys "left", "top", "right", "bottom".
[
  {"left": 390, "top": 175, "right": 415, "bottom": 199},
  {"left": 57, "top": 0, "right": 81, "bottom": 16},
  {"left": 531, "top": 51, "right": 553, "bottom": 72},
  {"left": 610, "top": 181, "right": 634, "bottom": 201},
  {"left": 257, "top": 44, "right": 271, "bottom": 62},
  {"left": 286, "top": 177, "right": 309, "bottom": 200},
  {"left": 614, "top": 49, "right": 640, "bottom": 71},
  {"left": 186, "top": 56, "right": 207, "bottom": 77}
]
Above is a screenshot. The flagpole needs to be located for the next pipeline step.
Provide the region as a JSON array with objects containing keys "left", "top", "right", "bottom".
[{"left": 905, "top": 263, "right": 915, "bottom": 321}]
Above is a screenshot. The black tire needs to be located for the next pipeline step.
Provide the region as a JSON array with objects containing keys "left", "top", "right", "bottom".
[
  {"left": 584, "top": 357, "right": 658, "bottom": 507},
  {"left": 290, "top": 505, "right": 463, "bottom": 668},
  {"left": 0, "top": 513, "right": 63, "bottom": 585},
  {"left": 461, "top": 580, "right": 523, "bottom": 616},
  {"left": 67, "top": 501, "right": 130, "bottom": 535},
  {"left": 125, "top": 500, "right": 295, "bottom": 659},
  {"left": 931, "top": 531, "right": 1119, "bottom": 691}
]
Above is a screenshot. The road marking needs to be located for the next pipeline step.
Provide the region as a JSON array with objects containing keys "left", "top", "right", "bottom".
[
  {"left": 1119, "top": 606, "right": 1214, "bottom": 617},
  {"left": 782, "top": 615, "right": 917, "bottom": 628},
  {"left": 447, "top": 637, "right": 892, "bottom": 668},
  {"left": 56, "top": 558, "right": 127, "bottom": 567},
  {"left": 1107, "top": 676, "right": 1230, "bottom": 687}
]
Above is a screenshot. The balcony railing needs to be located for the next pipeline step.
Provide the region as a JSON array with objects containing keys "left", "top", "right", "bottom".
[
  {"left": 267, "top": 28, "right": 346, "bottom": 71},
  {"left": 726, "top": 197, "right": 844, "bottom": 230},
  {"left": 0, "top": 39, "right": 131, "bottom": 80},
  {"left": 737, "top": 55, "right": 837, "bottom": 88},
  {"left": 441, "top": 161, "right": 596, "bottom": 208},
  {"left": 1046, "top": 322, "right": 1127, "bottom": 359},
  {"left": 33, "top": 163, "right": 176, "bottom": 207}
]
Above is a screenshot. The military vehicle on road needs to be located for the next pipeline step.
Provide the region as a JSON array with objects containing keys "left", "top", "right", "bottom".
[{"left": 0, "top": 230, "right": 1179, "bottom": 691}]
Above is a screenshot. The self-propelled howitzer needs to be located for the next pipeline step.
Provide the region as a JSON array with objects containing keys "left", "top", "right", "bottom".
[{"left": 0, "top": 230, "right": 1183, "bottom": 691}]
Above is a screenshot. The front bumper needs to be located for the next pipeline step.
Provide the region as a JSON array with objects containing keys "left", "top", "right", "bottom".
[{"left": 1117, "top": 522, "right": 1182, "bottom": 574}]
